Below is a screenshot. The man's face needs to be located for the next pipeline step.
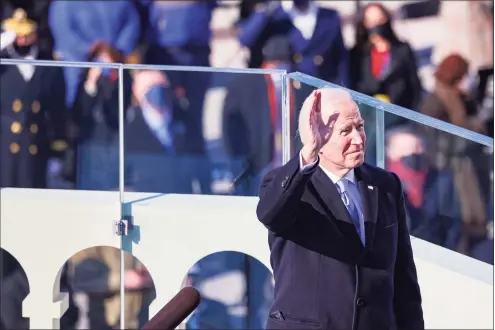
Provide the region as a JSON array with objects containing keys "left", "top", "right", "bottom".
[
  {"left": 318, "top": 96, "right": 366, "bottom": 170},
  {"left": 386, "top": 132, "right": 424, "bottom": 161},
  {"left": 15, "top": 32, "right": 37, "bottom": 47}
]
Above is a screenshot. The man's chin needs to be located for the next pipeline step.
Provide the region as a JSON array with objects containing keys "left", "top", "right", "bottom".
[{"left": 345, "top": 152, "right": 365, "bottom": 168}]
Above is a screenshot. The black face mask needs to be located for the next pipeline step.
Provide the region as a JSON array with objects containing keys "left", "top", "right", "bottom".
[
  {"left": 400, "top": 154, "right": 429, "bottom": 171},
  {"left": 367, "top": 22, "right": 394, "bottom": 41},
  {"left": 13, "top": 44, "right": 33, "bottom": 56},
  {"left": 293, "top": 0, "right": 309, "bottom": 9}
]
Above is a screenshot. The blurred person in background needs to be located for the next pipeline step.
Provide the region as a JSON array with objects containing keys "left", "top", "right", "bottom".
[
  {"left": 385, "top": 126, "right": 461, "bottom": 251},
  {"left": 66, "top": 41, "right": 132, "bottom": 191},
  {"left": 419, "top": 53, "right": 490, "bottom": 258},
  {"left": 48, "top": 0, "right": 140, "bottom": 107},
  {"left": 0, "top": 0, "right": 53, "bottom": 52},
  {"left": 420, "top": 53, "right": 487, "bottom": 134},
  {"left": 186, "top": 252, "right": 273, "bottom": 329},
  {"left": 142, "top": 0, "right": 216, "bottom": 159},
  {"left": 222, "top": 35, "right": 295, "bottom": 196},
  {"left": 238, "top": 0, "right": 349, "bottom": 87},
  {"left": 69, "top": 248, "right": 154, "bottom": 329},
  {"left": 0, "top": 11, "right": 73, "bottom": 329},
  {"left": 124, "top": 69, "right": 211, "bottom": 194},
  {"left": 349, "top": 2, "right": 422, "bottom": 124},
  {"left": 0, "top": 8, "right": 68, "bottom": 190}
]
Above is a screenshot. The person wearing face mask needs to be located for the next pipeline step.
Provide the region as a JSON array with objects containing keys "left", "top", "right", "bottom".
[
  {"left": 238, "top": 0, "right": 349, "bottom": 87},
  {"left": 349, "top": 3, "right": 422, "bottom": 118},
  {"left": 385, "top": 126, "right": 461, "bottom": 251},
  {"left": 0, "top": 8, "right": 68, "bottom": 189},
  {"left": 222, "top": 35, "right": 296, "bottom": 196},
  {"left": 68, "top": 42, "right": 132, "bottom": 190},
  {"left": 124, "top": 70, "right": 211, "bottom": 195}
]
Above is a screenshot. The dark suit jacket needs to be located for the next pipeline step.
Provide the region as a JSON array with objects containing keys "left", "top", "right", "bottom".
[
  {"left": 349, "top": 41, "right": 422, "bottom": 113},
  {"left": 222, "top": 74, "right": 274, "bottom": 174},
  {"left": 256, "top": 155, "right": 424, "bottom": 330},
  {"left": 238, "top": 6, "right": 349, "bottom": 86}
]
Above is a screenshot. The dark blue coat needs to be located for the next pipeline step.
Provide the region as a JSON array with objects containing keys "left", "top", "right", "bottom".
[
  {"left": 239, "top": 6, "right": 349, "bottom": 86},
  {"left": 0, "top": 50, "right": 68, "bottom": 188},
  {"left": 48, "top": 0, "right": 141, "bottom": 106},
  {"left": 256, "top": 155, "right": 424, "bottom": 330}
]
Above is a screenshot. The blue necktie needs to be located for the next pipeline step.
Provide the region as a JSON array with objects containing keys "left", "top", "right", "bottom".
[{"left": 337, "top": 180, "right": 365, "bottom": 245}]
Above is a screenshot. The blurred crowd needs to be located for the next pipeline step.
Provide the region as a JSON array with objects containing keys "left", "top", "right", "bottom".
[{"left": 0, "top": 0, "right": 493, "bottom": 329}]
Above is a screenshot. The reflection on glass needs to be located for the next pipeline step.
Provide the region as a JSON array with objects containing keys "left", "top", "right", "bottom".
[
  {"left": 384, "top": 112, "right": 494, "bottom": 264},
  {"left": 122, "top": 69, "right": 284, "bottom": 197}
]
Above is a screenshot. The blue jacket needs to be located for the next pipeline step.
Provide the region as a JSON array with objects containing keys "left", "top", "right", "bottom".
[
  {"left": 239, "top": 5, "right": 349, "bottom": 86},
  {"left": 49, "top": 0, "right": 140, "bottom": 106},
  {"left": 144, "top": 1, "right": 216, "bottom": 48}
]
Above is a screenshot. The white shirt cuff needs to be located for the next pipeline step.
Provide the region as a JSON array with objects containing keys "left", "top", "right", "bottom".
[{"left": 299, "top": 151, "right": 319, "bottom": 173}]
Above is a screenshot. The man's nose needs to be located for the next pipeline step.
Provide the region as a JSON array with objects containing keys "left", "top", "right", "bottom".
[{"left": 350, "top": 129, "right": 363, "bottom": 145}]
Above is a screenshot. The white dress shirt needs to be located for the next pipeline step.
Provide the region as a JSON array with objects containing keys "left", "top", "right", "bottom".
[
  {"left": 281, "top": 1, "right": 319, "bottom": 40},
  {"left": 6, "top": 44, "right": 38, "bottom": 81}
]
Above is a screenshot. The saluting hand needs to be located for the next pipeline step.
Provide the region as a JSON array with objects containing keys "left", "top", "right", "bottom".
[
  {"left": 299, "top": 89, "right": 336, "bottom": 165},
  {"left": 300, "top": 90, "right": 323, "bottom": 164}
]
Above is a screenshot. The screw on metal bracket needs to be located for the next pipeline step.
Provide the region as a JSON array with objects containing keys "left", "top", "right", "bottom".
[{"left": 114, "top": 215, "right": 134, "bottom": 236}]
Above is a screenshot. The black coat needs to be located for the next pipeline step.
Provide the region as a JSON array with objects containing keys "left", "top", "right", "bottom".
[
  {"left": 256, "top": 155, "right": 424, "bottom": 330},
  {"left": 350, "top": 41, "right": 422, "bottom": 113}
]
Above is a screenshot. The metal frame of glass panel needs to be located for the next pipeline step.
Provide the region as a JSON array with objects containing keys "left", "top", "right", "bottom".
[{"left": 286, "top": 72, "right": 494, "bottom": 168}]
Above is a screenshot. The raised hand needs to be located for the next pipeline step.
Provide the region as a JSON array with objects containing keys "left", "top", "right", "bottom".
[{"left": 299, "top": 90, "right": 322, "bottom": 164}]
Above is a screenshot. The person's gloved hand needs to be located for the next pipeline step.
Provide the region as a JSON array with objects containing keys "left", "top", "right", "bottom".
[{"left": 0, "top": 30, "right": 16, "bottom": 51}]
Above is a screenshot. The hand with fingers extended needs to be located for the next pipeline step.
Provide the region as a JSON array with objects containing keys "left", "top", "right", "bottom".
[{"left": 299, "top": 90, "right": 325, "bottom": 165}]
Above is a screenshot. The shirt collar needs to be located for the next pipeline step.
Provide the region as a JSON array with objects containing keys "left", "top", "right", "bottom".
[{"left": 319, "top": 166, "right": 356, "bottom": 187}]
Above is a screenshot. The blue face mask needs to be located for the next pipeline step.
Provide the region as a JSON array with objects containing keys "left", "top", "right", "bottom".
[
  {"left": 293, "top": 0, "right": 309, "bottom": 9},
  {"left": 145, "top": 85, "right": 172, "bottom": 112},
  {"left": 400, "top": 153, "right": 429, "bottom": 172},
  {"left": 94, "top": 57, "right": 112, "bottom": 77}
]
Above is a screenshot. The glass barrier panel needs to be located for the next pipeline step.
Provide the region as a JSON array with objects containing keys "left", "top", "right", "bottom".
[
  {"left": 383, "top": 111, "right": 494, "bottom": 263},
  {"left": 0, "top": 59, "right": 123, "bottom": 329},
  {"left": 287, "top": 79, "right": 379, "bottom": 167},
  {"left": 121, "top": 66, "right": 282, "bottom": 328},
  {"left": 122, "top": 67, "right": 284, "bottom": 197},
  {"left": 287, "top": 71, "right": 494, "bottom": 265}
]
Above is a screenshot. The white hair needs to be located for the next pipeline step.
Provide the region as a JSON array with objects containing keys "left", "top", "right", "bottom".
[{"left": 297, "top": 88, "right": 357, "bottom": 140}]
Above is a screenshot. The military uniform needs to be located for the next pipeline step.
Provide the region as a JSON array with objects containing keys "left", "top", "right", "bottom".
[{"left": 0, "top": 9, "right": 68, "bottom": 188}]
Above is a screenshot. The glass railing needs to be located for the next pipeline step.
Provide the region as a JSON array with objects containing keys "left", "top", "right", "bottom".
[
  {"left": 0, "top": 59, "right": 283, "bottom": 329},
  {"left": 288, "top": 71, "right": 494, "bottom": 261},
  {"left": 0, "top": 59, "right": 492, "bottom": 329}
]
